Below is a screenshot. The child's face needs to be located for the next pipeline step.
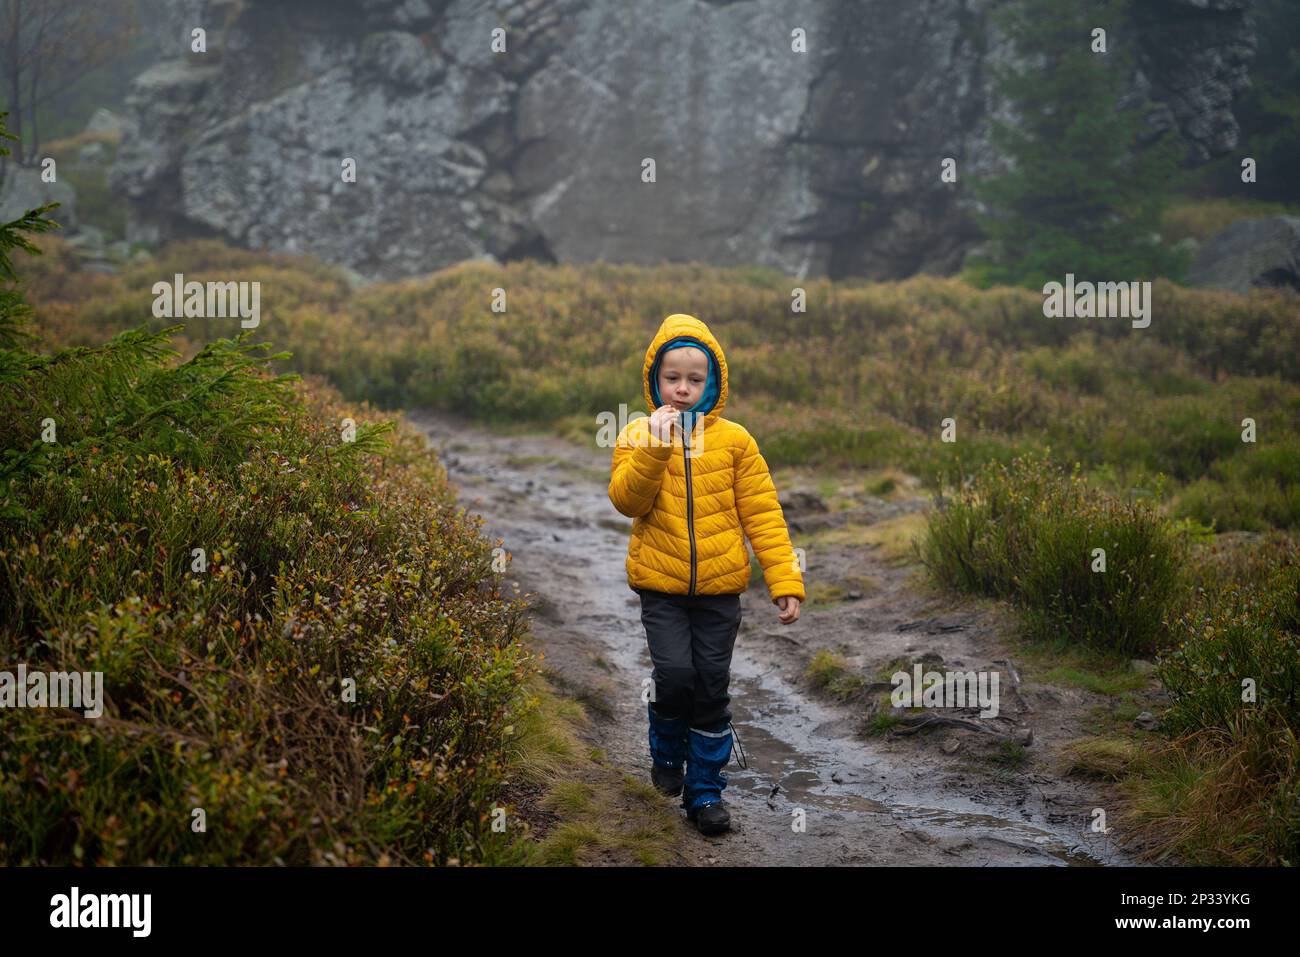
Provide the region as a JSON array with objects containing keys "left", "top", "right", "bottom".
[{"left": 657, "top": 347, "right": 709, "bottom": 411}]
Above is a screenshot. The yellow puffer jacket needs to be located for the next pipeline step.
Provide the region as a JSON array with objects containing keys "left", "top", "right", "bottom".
[{"left": 608, "top": 313, "right": 805, "bottom": 603}]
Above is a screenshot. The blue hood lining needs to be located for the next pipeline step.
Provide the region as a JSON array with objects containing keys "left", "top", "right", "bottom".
[{"left": 649, "top": 336, "right": 721, "bottom": 421}]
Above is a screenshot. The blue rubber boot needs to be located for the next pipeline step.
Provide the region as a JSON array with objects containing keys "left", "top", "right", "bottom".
[
  {"left": 647, "top": 701, "right": 689, "bottom": 795},
  {"left": 682, "top": 722, "right": 734, "bottom": 831}
]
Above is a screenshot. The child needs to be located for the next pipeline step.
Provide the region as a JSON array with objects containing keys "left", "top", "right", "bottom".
[{"left": 608, "top": 312, "right": 804, "bottom": 835}]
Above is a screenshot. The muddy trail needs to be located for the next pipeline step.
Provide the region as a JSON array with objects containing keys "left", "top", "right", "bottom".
[{"left": 409, "top": 409, "right": 1159, "bottom": 867}]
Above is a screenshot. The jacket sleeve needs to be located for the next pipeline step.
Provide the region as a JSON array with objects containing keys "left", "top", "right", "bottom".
[
  {"left": 734, "top": 430, "right": 805, "bottom": 603},
  {"left": 608, "top": 417, "right": 674, "bottom": 518}
]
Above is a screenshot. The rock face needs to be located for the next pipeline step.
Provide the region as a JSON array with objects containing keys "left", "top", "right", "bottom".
[{"left": 110, "top": 0, "right": 1259, "bottom": 283}]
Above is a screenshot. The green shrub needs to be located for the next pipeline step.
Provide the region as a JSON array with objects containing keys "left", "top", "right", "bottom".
[
  {"left": 921, "top": 453, "right": 1188, "bottom": 655},
  {"left": 0, "top": 325, "right": 537, "bottom": 864},
  {"left": 1158, "top": 540, "right": 1300, "bottom": 737},
  {"left": 1123, "top": 536, "right": 1300, "bottom": 866}
]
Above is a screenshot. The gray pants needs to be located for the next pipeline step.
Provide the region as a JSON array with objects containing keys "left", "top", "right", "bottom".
[{"left": 636, "top": 587, "right": 742, "bottom": 731}]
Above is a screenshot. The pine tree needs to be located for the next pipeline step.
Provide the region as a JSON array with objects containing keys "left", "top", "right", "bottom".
[
  {"left": 0, "top": 111, "right": 308, "bottom": 523},
  {"left": 0, "top": 111, "right": 60, "bottom": 355},
  {"left": 965, "top": 0, "right": 1191, "bottom": 289},
  {"left": 1215, "top": 0, "right": 1300, "bottom": 205}
]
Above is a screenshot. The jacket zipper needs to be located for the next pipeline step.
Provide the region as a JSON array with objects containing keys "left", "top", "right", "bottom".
[{"left": 683, "top": 420, "right": 696, "bottom": 596}]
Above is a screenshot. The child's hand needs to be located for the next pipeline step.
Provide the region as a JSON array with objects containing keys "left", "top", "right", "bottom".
[
  {"left": 648, "top": 404, "right": 678, "bottom": 444},
  {"left": 776, "top": 596, "right": 800, "bottom": 624}
]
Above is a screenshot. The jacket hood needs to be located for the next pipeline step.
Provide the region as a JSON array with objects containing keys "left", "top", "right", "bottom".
[{"left": 642, "top": 313, "right": 729, "bottom": 431}]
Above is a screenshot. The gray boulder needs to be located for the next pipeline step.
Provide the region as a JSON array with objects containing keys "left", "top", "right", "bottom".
[
  {"left": 1186, "top": 216, "right": 1300, "bottom": 294},
  {"left": 0, "top": 164, "right": 77, "bottom": 231},
  {"left": 84, "top": 107, "right": 136, "bottom": 138}
]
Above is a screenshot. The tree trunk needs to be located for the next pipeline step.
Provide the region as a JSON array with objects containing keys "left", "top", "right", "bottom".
[
  {"left": 7, "top": 0, "right": 25, "bottom": 165},
  {"left": 28, "top": 31, "right": 38, "bottom": 162}
]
